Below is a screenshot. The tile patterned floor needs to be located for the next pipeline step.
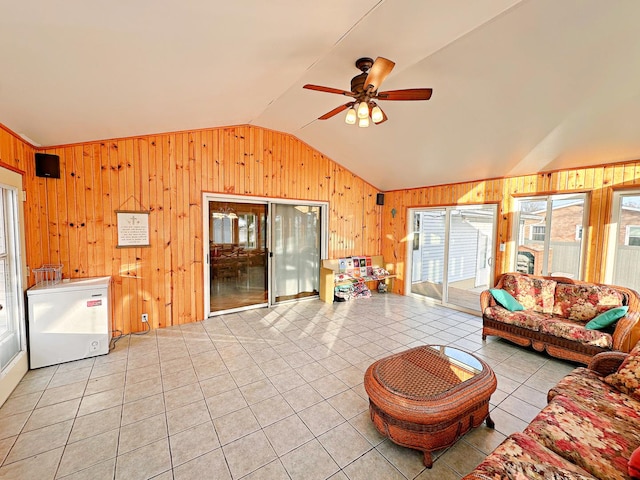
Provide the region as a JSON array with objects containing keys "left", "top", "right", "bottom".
[{"left": 0, "top": 294, "right": 577, "bottom": 479}]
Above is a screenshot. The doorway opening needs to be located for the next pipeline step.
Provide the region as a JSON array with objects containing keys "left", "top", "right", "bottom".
[
  {"left": 408, "top": 205, "right": 497, "bottom": 312},
  {"left": 203, "top": 195, "right": 327, "bottom": 316},
  {"left": 0, "top": 167, "right": 27, "bottom": 405},
  {"left": 208, "top": 201, "right": 268, "bottom": 313}
]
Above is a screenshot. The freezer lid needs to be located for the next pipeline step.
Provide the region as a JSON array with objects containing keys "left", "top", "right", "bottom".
[{"left": 27, "top": 276, "right": 112, "bottom": 295}]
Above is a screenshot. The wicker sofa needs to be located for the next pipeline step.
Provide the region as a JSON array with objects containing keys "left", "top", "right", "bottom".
[
  {"left": 463, "top": 349, "right": 640, "bottom": 480},
  {"left": 481, "top": 272, "right": 640, "bottom": 364}
]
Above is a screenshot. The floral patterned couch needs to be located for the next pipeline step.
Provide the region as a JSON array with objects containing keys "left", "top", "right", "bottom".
[
  {"left": 481, "top": 273, "right": 640, "bottom": 364},
  {"left": 463, "top": 348, "right": 640, "bottom": 480}
]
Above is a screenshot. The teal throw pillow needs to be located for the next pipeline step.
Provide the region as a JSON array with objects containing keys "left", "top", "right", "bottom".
[
  {"left": 585, "top": 305, "right": 629, "bottom": 330},
  {"left": 490, "top": 288, "right": 524, "bottom": 311}
]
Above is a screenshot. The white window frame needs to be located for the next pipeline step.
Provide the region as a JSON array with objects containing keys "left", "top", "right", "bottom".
[
  {"left": 513, "top": 193, "right": 588, "bottom": 279},
  {"left": 606, "top": 190, "right": 640, "bottom": 288},
  {"left": 625, "top": 225, "right": 640, "bottom": 246},
  {"left": 212, "top": 215, "right": 235, "bottom": 244},
  {"left": 239, "top": 213, "right": 258, "bottom": 249},
  {"left": 531, "top": 225, "right": 546, "bottom": 241}
]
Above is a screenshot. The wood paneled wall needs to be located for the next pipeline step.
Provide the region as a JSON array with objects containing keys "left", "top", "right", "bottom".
[
  {"left": 0, "top": 124, "right": 382, "bottom": 334},
  {"left": 6, "top": 119, "right": 640, "bottom": 331},
  {"left": 0, "top": 125, "right": 35, "bottom": 174},
  {"left": 381, "top": 163, "right": 640, "bottom": 295}
]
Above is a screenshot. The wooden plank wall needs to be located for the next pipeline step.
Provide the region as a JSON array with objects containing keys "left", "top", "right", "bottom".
[
  {"left": 6, "top": 118, "right": 640, "bottom": 330},
  {"left": 381, "top": 163, "right": 640, "bottom": 294},
  {"left": 0, "top": 124, "right": 382, "bottom": 334},
  {"left": 0, "top": 126, "right": 35, "bottom": 173}
]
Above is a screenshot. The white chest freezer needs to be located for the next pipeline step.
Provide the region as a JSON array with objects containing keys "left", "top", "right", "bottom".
[{"left": 27, "top": 276, "right": 112, "bottom": 369}]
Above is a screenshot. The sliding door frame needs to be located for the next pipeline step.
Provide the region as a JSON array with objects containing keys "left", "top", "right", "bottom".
[
  {"left": 202, "top": 193, "right": 328, "bottom": 316},
  {"left": 0, "top": 166, "right": 27, "bottom": 406},
  {"left": 405, "top": 204, "right": 498, "bottom": 314}
]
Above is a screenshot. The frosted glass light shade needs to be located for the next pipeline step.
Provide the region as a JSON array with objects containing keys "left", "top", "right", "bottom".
[
  {"left": 371, "top": 105, "right": 384, "bottom": 123},
  {"left": 345, "top": 107, "right": 357, "bottom": 124},
  {"left": 357, "top": 102, "right": 369, "bottom": 119},
  {"left": 358, "top": 116, "right": 370, "bottom": 128}
]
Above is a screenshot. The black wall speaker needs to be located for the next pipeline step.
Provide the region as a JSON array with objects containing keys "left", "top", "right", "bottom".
[
  {"left": 35, "top": 153, "right": 60, "bottom": 179},
  {"left": 376, "top": 193, "right": 385, "bottom": 205}
]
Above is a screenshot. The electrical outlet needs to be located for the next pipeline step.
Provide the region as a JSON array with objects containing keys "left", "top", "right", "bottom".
[{"left": 141, "top": 313, "right": 149, "bottom": 323}]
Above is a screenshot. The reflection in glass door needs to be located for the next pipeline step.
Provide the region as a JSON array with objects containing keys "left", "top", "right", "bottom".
[
  {"left": 208, "top": 201, "right": 268, "bottom": 314},
  {"left": 272, "top": 204, "right": 321, "bottom": 303},
  {"left": 409, "top": 205, "right": 496, "bottom": 312}
]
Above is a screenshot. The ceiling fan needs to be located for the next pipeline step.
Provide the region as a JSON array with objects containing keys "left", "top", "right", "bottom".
[{"left": 303, "top": 56, "right": 432, "bottom": 127}]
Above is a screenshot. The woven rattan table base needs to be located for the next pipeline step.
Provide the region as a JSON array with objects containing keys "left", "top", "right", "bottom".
[{"left": 364, "top": 345, "right": 497, "bottom": 468}]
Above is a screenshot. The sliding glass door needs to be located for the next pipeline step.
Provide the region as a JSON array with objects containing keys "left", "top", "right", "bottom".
[
  {"left": 208, "top": 201, "right": 268, "bottom": 314},
  {"left": 204, "top": 195, "right": 326, "bottom": 315},
  {"left": 271, "top": 204, "right": 321, "bottom": 303},
  {"left": 409, "top": 205, "right": 497, "bottom": 312},
  {"left": 0, "top": 167, "right": 27, "bottom": 405},
  {"left": 410, "top": 209, "right": 446, "bottom": 301}
]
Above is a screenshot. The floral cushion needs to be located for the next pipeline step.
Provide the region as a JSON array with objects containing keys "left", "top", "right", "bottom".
[
  {"left": 548, "top": 367, "right": 610, "bottom": 403},
  {"left": 502, "top": 274, "right": 557, "bottom": 314},
  {"left": 484, "top": 305, "right": 550, "bottom": 331},
  {"left": 539, "top": 318, "right": 613, "bottom": 349},
  {"left": 552, "top": 284, "right": 625, "bottom": 322},
  {"left": 524, "top": 395, "right": 640, "bottom": 480},
  {"left": 604, "top": 343, "right": 640, "bottom": 401},
  {"left": 463, "top": 432, "right": 597, "bottom": 480},
  {"left": 548, "top": 368, "right": 640, "bottom": 425},
  {"left": 629, "top": 447, "right": 640, "bottom": 479}
]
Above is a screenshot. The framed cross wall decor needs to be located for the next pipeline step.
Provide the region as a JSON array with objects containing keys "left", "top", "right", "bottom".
[{"left": 116, "top": 210, "right": 150, "bottom": 248}]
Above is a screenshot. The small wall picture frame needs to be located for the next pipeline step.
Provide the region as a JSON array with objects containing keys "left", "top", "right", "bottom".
[{"left": 116, "top": 210, "right": 150, "bottom": 248}]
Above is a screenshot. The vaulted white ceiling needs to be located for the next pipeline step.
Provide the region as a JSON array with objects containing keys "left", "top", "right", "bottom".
[{"left": 2, "top": 0, "right": 640, "bottom": 190}]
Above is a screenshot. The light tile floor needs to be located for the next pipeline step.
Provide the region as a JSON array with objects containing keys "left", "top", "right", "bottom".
[{"left": 0, "top": 294, "right": 578, "bottom": 480}]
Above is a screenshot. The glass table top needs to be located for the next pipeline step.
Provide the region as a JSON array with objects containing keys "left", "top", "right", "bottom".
[{"left": 373, "top": 345, "right": 486, "bottom": 399}]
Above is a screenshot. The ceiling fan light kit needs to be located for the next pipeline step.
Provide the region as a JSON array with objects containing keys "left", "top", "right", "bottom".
[
  {"left": 371, "top": 105, "right": 384, "bottom": 123},
  {"left": 303, "top": 56, "right": 432, "bottom": 128},
  {"left": 345, "top": 107, "right": 357, "bottom": 124},
  {"left": 357, "top": 101, "right": 369, "bottom": 119}
]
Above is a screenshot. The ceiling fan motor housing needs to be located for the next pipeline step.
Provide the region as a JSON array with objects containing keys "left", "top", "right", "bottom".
[
  {"left": 351, "top": 57, "right": 374, "bottom": 95},
  {"left": 350, "top": 73, "right": 368, "bottom": 95}
]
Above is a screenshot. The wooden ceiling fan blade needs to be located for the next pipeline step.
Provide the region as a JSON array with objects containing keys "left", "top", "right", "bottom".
[
  {"left": 303, "top": 84, "right": 355, "bottom": 97},
  {"left": 318, "top": 102, "right": 353, "bottom": 120},
  {"left": 377, "top": 88, "right": 433, "bottom": 101},
  {"left": 364, "top": 57, "right": 395, "bottom": 92}
]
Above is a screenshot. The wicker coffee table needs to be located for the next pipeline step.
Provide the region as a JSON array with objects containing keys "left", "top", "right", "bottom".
[{"left": 364, "top": 345, "right": 497, "bottom": 467}]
